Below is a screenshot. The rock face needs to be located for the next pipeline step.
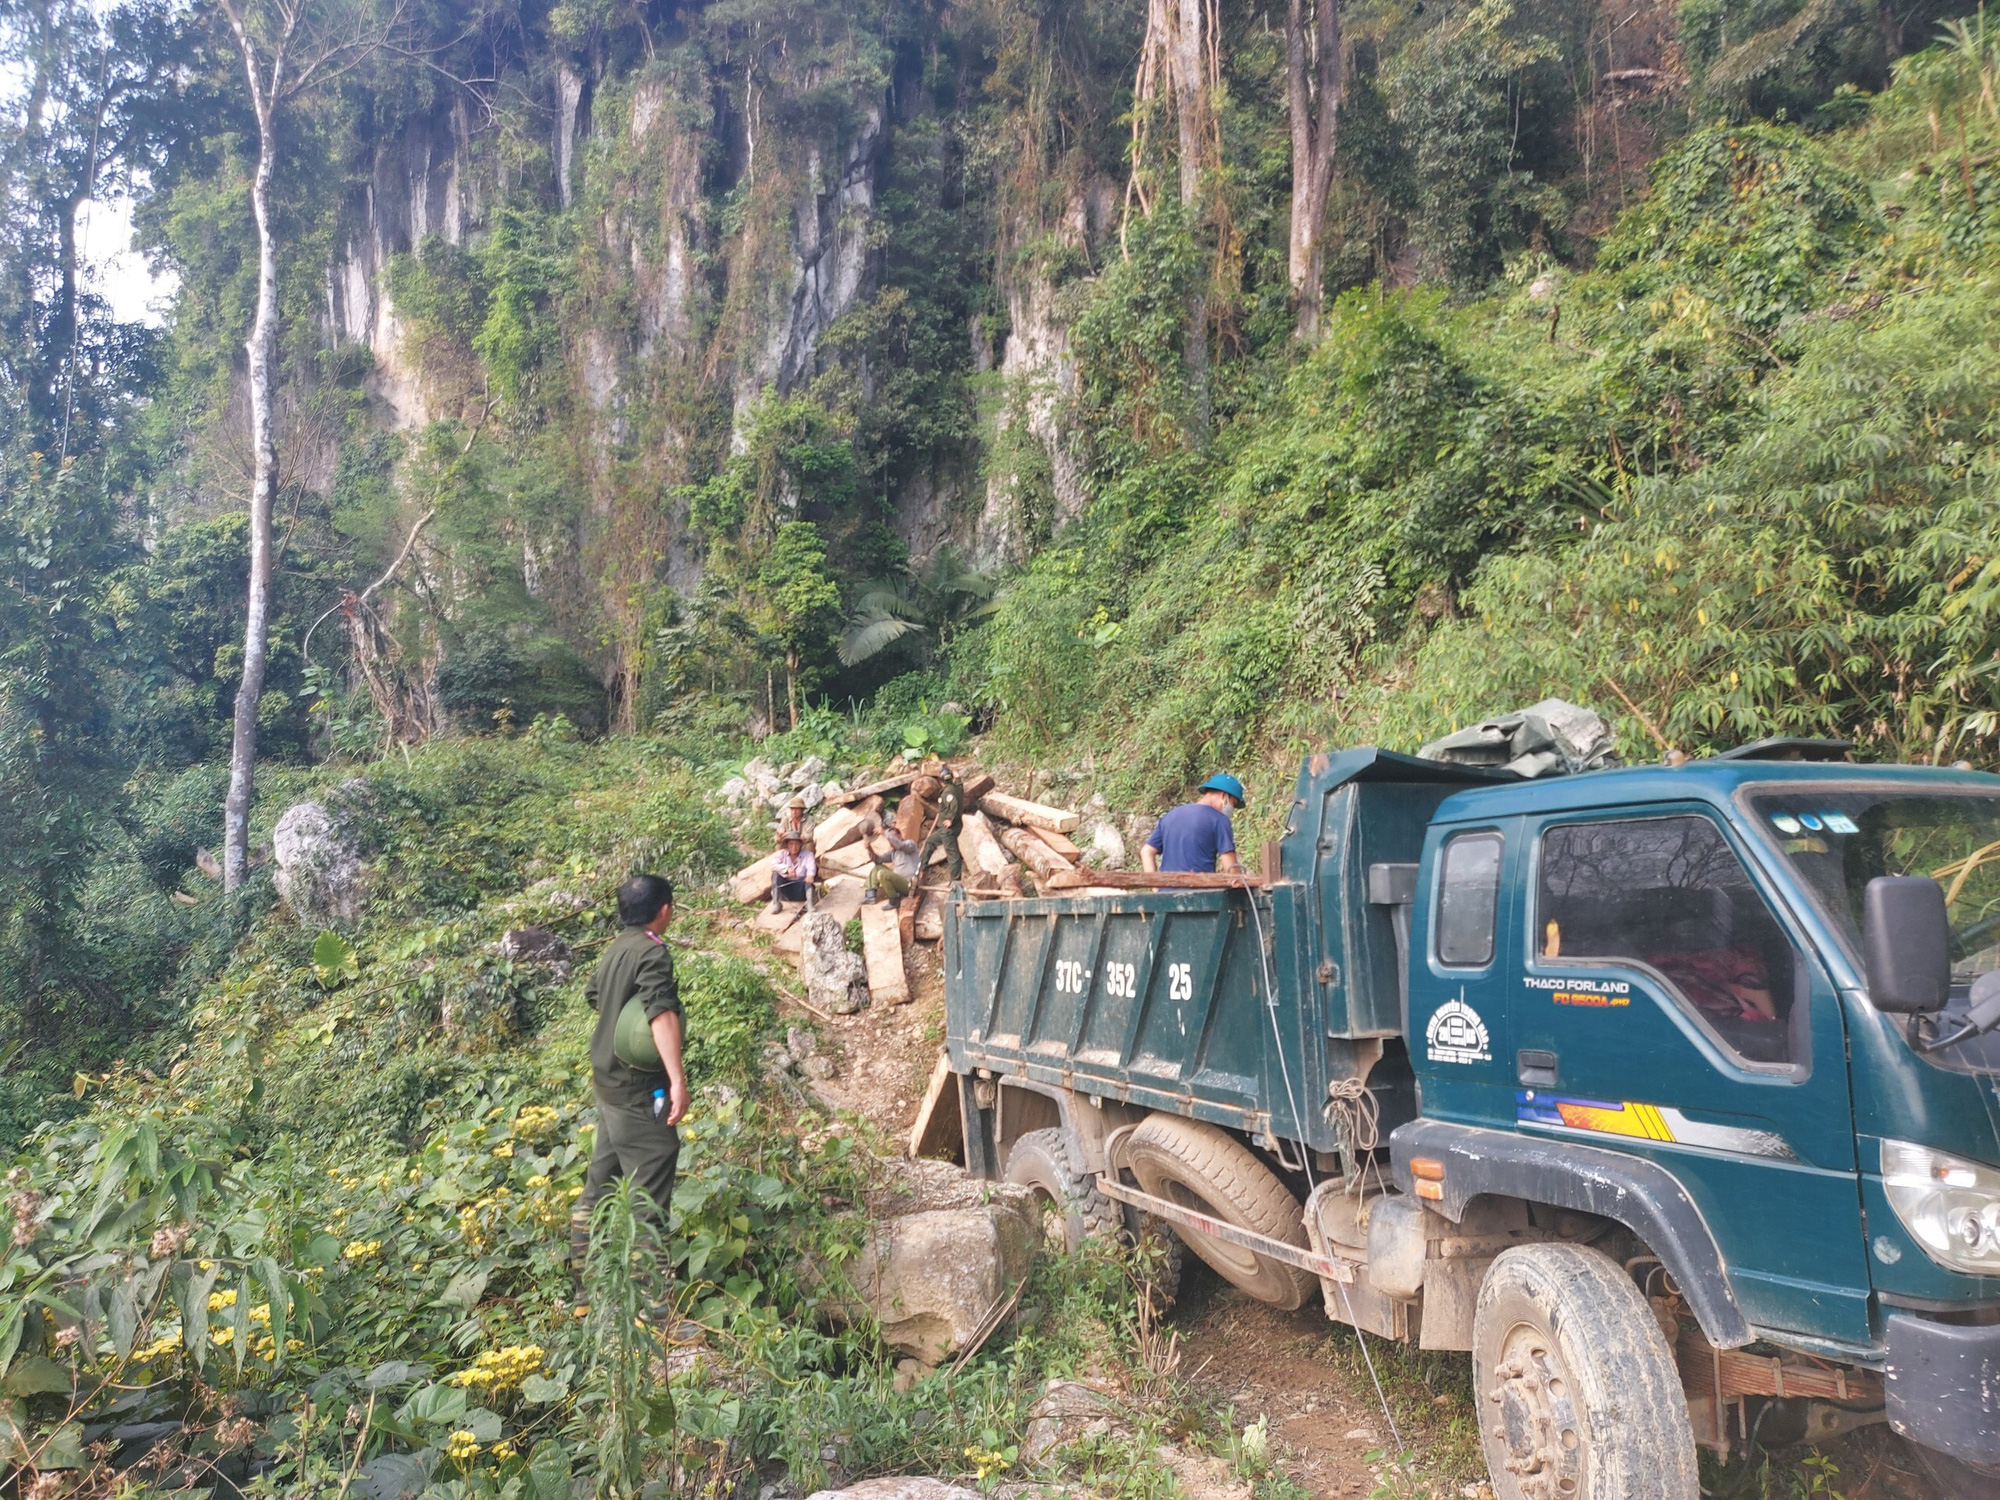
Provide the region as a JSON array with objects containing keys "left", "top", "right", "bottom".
[
  {"left": 271, "top": 802, "right": 364, "bottom": 922},
  {"left": 801, "top": 913, "right": 869, "bottom": 1016},
  {"left": 843, "top": 1162, "right": 1039, "bottom": 1365}
]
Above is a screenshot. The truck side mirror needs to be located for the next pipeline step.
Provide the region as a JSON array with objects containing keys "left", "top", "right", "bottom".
[{"left": 1863, "top": 876, "right": 1951, "bottom": 1014}]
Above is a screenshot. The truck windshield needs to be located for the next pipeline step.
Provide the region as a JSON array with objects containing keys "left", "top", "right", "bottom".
[{"left": 1750, "top": 791, "right": 2000, "bottom": 971}]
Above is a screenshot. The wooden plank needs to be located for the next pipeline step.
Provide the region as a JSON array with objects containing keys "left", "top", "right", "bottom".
[
  {"left": 914, "top": 887, "right": 945, "bottom": 941},
  {"left": 1043, "top": 866, "right": 1266, "bottom": 891},
  {"left": 813, "top": 796, "right": 882, "bottom": 855},
  {"left": 978, "top": 790, "right": 1081, "bottom": 833},
  {"left": 816, "top": 874, "right": 866, "bottom": 928},
  {"left": 957, "top": 811, "right": 1011, "bottom": 878},
  {"left": 820, "top": 842, "right": 874, "bottom": 876},
  {"left": 1030, "top": 825, "right": 1082, "bottom": 861},
  {"left": 898, "top": 898, "right": 916, "bottom": 946},
  {"left": 861, "top": 900, "right": 910, "bottom": 1005},
  {"left": 894, "top": 778, "right": 938, "bottom": 842},
  {"left": 996, "top": 822, "right": 1072, "bottom": 879},
  {"left": 957, "top": 770, "right": 995, "bottom": 804},
  {"left": 909, "top": 1052, "right": 965, "bottom": 1163},
  {"left": 733, "top": 854, "right": 776, "bottom": 904},
  {"left": 824, "top": 772, "right": 918, "bottom": 807},
  {"left": 752, "top": 904, "right": 799, "bottom": 937}
]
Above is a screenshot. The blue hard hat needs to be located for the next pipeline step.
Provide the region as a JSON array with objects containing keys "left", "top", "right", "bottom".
[{"left": 1199, "top": 773, "right": 1246, "bottom": 806}]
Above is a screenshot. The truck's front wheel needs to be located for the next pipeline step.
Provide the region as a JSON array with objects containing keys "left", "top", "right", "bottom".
[{"left": 1472, "top": 1245, "right": 1697, "bottom": 1500}]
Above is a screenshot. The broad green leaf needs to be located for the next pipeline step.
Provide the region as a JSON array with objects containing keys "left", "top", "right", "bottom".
[
  {"left": 37, "top": 1421, "right": 85, "bottom": 1469},
  {"left": 526, "top": 1440, "right": 570, "bottom": 1500},
  {"left": 517, "top": 1372, "right": 567, "bottom": 1404},
  {"left": 256, "top": 1256, "right": 289, "bottom": 1367},
  {"left": 312, "top": 930, "right": 359, "bottom": 989},
  {"left": 2, "top": 1355, "right": 71, "bottom": 1397},
  {"left": 463, "top": 1406, "right": 503, "bottom": 1442},
  {"left": 396, "top": 1382, "right": 467, "bottom": 1427},
  {"left": 107, "top": 1276, "right": 139, "bottom": 1360}
]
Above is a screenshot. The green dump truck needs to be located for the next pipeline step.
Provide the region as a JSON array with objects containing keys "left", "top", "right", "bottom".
[{"left": 942, "top": 743, "right": 2000, "bottom": 1499}]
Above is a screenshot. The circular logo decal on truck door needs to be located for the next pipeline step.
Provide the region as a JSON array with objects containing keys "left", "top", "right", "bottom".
[{"left": 1426, "top": 997, "right": 1491, "bottom": 1065}]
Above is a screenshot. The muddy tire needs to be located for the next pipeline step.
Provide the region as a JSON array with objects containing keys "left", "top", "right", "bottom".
[
  {"left": 1003, "top": 1128, "right": 1122, "bottom": 1252},
  {"left": 1121, "top": 1114, "right": 1314, "bottom": 1310},
  {"left": 1472, "top": 1244, "right": 1697, "bottom": 1500},
  {"left": 1909, "top": 1442, "right": 2000, "bottom": 1499}
]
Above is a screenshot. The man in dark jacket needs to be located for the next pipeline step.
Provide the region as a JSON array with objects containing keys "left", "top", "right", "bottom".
[
  {"left": 571, "top": 873, "right": 687, "bottom": 1278},
  {"left": 919, "top": 765, "right": 966, "bottom": 892}
]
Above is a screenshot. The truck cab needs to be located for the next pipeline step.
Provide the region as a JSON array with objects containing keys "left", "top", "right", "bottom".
[
  {"left": 945, "top": 744, "right": 2000, "bottom": 1497},
  {"left": 1400, "top": 758, "right": 2000, "bottom": 1473}
]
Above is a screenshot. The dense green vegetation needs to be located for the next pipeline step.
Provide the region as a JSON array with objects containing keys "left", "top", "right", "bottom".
[
  {"left": 6, "top": 0, "right": 2000, "bottom": 1490},
  {"left": 0, "top": 737, "right": 1254, "bottom": 1497}
]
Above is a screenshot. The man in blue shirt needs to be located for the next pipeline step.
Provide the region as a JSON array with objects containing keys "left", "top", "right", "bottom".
[{"left": 1142, "top": 774, "right": 1246, "bottom": 873}]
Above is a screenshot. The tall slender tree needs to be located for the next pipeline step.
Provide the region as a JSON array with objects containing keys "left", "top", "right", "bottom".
[
  {"left": 214, "top": 0, "right": 389, "bottom": 890},
  {"left": 1287, "top": 0, "right": 1342, "bottom": 339}
]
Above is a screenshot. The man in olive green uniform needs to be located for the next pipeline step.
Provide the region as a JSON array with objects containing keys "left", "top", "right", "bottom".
[
  {"left": 571, "top": 874, "right": 688, "bottom": 1277},
  {"left": 919, "top": 765, "right": 966, "bottom": 891}
]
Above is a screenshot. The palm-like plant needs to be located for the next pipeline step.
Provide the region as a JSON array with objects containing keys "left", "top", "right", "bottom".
[{"left": 838, "top": 548, "right": 1001, "bottom": 667}]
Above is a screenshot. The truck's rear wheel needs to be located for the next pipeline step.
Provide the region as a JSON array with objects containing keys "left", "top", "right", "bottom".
[
  {"left": 1472, "top": 1245, "right": 1697, "bottom": 1500},
  {"left": 1003, "top": 1128, "right": 1122, "bottom": 1252},
  {"left": 1121, "top": 1114, "right": 1313, "bottom": 1310}
]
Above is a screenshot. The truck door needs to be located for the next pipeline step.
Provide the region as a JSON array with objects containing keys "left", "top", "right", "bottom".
[{"left": 1515, "top": 809, "right": 1871, "bottom": 1347}]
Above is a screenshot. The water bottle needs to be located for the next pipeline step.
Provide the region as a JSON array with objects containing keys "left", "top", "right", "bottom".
[{"left": 651, "top": 1088, "right": 666, "bottom": 1121}]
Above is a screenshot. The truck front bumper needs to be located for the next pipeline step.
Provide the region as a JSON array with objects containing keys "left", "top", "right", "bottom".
[{"left": 1886, "top": 1311, "right": 2000, "bottom": 1464}]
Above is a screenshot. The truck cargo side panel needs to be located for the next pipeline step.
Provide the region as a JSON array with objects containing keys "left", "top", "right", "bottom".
[{"left": 947, "top": 895, "right": 1278, "bottom": 1131}]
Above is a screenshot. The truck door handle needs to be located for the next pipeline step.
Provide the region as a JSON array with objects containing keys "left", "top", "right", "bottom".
[{"left": 1516, "top": 1049, "right": 1559, "bottom": 1087}]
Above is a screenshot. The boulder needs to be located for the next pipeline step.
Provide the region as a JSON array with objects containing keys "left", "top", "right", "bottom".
[
  {"left": 272, "top": 802, "right": 364, "bottom": 921},
  {"left": 1087, "top": 821, "right": 1128, "bottom": 870},
  {"left": 801, "top": 913, "right": 869, "bottom": 1015},
  {"left": 788, "top": 756, "right": 828, "bottom": 787},
  {"left": 843, "top": 1164, "right": 1039, "bottom": 1364},
  {"left": 498, "top": 927, "right": 572, "bottom": 980}
]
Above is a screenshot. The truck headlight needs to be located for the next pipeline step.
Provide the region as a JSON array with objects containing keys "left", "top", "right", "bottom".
[{"left": 1881, "top": 1140, "right": 2000, "bottom": 1275}]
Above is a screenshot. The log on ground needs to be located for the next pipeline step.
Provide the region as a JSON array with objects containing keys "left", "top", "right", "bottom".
[
  {"left": 956, "top": 812, "right": 1012, "bottom": 879},
  {"left": 977, "top": 791, "right": 1080, "bottom": 833},
  {"left": 996, "top": 823, "right": 1072, "bottom": 879}
]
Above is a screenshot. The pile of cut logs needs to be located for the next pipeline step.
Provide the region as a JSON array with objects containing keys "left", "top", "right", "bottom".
[{"left": 731, "top": 762, "right": 1265, "bottom": 1008}]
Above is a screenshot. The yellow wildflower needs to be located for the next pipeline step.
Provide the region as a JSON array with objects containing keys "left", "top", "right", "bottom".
[
  {"left": 211, "top": 1326, "right": 234, "bottom": 1347},
  {"left": 492, "top": 1144, "right": 514, "bottom": 1159},
  {"left": 525, "top": 1175, "right": 550, "bottom": 1190},
  {"left": 207, "top": 1289, "right": 237, "bottom": 1312},
  {"left": 445, "top": 1429, "right": 483, "bottom": 1464},
  {"left": 342, "top": 1239, "right": 383, "bottom": 1262}
]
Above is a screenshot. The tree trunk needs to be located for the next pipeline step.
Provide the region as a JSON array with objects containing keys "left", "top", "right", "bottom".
[
  {"left": 1170, "top": 0, "right": 1210, "bottom": 434},
  {"left": 1288, "top": 0, "right": 1343, "bottom": 340},
  {"left": 224, "top": 101, "right": 280, "bottom": 892}
]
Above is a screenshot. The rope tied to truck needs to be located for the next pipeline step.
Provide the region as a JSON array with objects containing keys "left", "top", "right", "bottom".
[{"left": 1322, "top": 1076, "right": 1383, "bottom": 1197}]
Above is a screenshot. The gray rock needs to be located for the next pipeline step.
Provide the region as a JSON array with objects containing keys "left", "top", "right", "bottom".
[
  {"left": 839, "top": 1185, "right": 1039, "bottom": 1363},
  {"left": 1086, "top": 821, "right": 1128, "bottom": 871},
  {"left": 787, "top": 1025, "right": 818, "bottom": 1059},
  {"left": 801, "top": 913, "right": 869, "bottom": 1015},
  {"left": 800, "top": 1055, "right": 837, "bottom": 1081},
  {"left": 717, "top": 776, "right": 750, "bottom": 803},
  {"left": 499, "top": 927, "right": 571, "bottom": 976},
  {"left": 1023, "top": 1381, "right": 1122, "bottom": 1463},
  {"left": 806, "top": 1480, "right": 981, "bottom": 1500},
  {"left": 787, "top": 755, "right": 828, "bottom": 787},
  {"left": 272, "top": 801, "right": 364, "bottom": 922}
]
